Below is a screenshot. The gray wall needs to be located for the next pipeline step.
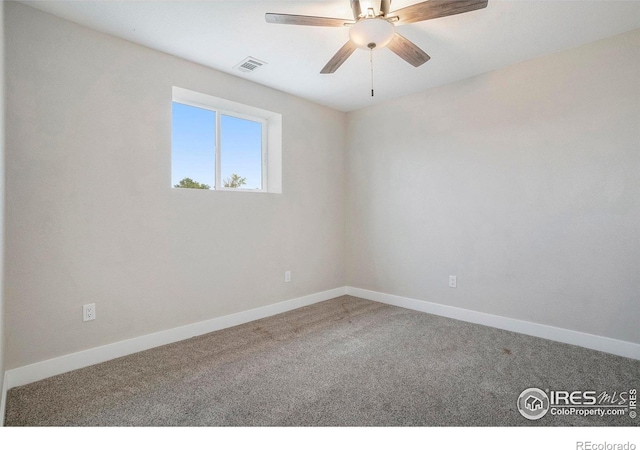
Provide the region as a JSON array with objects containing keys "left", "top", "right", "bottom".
[
  {"left": 4, "top": 2, "right": 639, "bottom": 374},
  {"left": 346, "top": 29, "right": 640, "bottom": 345},
  {"left": 5, "top": 2, "right": 346, "bottom": 369},
  {"left": 1, "top": 0, "right": 6, "bottom": 401}
]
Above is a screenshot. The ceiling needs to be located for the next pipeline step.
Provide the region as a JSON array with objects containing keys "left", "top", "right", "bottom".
[{"left": 21, "top": 0, "right": 640, "bottom": 112}]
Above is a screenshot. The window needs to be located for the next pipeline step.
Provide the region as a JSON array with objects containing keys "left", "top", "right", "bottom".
[{"left": 171, "top": 87, "right": 282, "bottom": 193}]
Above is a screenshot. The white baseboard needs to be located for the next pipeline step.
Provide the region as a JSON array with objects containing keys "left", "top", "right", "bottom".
[
  {"left": 5, "top": 284, "right": 638, "bottom": 396},
  {"left": 5, "top": 287, "right": 347, "bottom": 390},
  {"left": 346, "top": 287, "right": 640, "bottom": 361}
]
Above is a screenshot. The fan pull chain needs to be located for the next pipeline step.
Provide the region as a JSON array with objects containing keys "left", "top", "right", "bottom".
[{"left": 370, "top": 48, "right": 374, "bottom": 97}]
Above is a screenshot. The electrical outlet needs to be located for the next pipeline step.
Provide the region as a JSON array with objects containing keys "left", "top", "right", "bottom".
[
  {"left": 284, "top": 271, "right": 291, "bottom": 283},
  {"left": 83, "top": 303, "right": 96, "bottom": 322},
  {"left": 449, "top": 276, "right": 457, "bottom": 288}
]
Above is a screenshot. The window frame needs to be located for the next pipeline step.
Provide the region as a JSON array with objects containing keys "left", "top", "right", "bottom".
[{"left": 172, "top": 87, "right": 282, "bottom": 193}]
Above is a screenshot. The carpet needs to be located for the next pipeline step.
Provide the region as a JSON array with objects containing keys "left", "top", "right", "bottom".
[{"left": 5, "top": 296, "right": 639, "bottom": 426}]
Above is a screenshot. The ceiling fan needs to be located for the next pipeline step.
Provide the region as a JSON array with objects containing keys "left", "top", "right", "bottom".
[{"left": 266, "top": 0, "right": 488, "bottom": 74}]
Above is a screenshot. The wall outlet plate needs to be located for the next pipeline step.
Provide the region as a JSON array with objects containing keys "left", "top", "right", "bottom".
[
  {"left": 285, "top": 271, "right": 291, "bottom": 282},
  {"left": 449, "top": 276, "right": 457, "bottom": 288},
  {"left": 83, "top": 303, "right": 96, "bottom": 321}
]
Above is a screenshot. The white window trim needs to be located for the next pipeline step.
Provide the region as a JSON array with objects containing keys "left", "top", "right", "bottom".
[{"left": 172, "top": 86, "right": 282, "bottom": 193}]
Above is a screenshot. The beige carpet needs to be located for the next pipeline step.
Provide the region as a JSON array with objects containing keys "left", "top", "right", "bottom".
[{"left": 5, "top": 296, "right": 639, "bottom": 426}]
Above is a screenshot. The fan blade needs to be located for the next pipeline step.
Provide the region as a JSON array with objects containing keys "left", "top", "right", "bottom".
[
  {"left": 387, "top": 33, "right": 431, "bottom": 67},
  {"left": 350, "top": 0, "right": 362, "bottom": 20},
  {"left": 320, "top": 41, "right": 358, "bottom": 74},
  {"left": 265, "top": 13, "right": 350, "bottom": 27},
  {"left": 381, "top": 0, "right": 391, "bottom": 17},
  {"left": 389, "top": 0, "right": 488, "bottom": 25}
]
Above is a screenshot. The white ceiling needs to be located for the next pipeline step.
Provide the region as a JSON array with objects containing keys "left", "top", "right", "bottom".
[{"left": 21, "top": 0, "right": 640, "bottom": 112}]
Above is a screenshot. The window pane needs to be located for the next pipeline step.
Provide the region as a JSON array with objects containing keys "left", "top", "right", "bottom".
[
  {"left": 220, "top": 114, "right": 262, "bottom": 190},
  {"left": 171, "top": 102, "right": 215, "bottom": 189}
]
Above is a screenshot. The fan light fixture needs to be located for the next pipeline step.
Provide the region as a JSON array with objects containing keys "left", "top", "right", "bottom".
[
  {"left": 265, "top": 0, "right": 488, "bottom": 74},
  {"left": 349, "top": 19, "right": 395, "bottom": 49}
]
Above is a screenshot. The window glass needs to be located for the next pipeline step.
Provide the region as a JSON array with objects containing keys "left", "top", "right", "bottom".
[
  {"left": 171, "top": 86, "right": 282, "bottom": 193},
  {"left": 171, "top": 102, "right": 215, "bottom": 189},
  {"left": 220, "top": 114, "right": 263, "bottom": 190}
]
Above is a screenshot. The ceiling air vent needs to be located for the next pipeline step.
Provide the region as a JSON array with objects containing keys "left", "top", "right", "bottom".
[{"left": 234, "top": 57, "right": 267, "bottom": 74}]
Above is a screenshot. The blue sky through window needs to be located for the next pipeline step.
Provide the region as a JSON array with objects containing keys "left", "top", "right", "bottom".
[
  {"left": 171, "top": 102, "right": 215, "bottom": 188},
  {"left": 172, "top": 102, "right": 263, "bottom": 190},
  {"left": 221, "top": 114, "right": 262, "bottom": 190}
]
